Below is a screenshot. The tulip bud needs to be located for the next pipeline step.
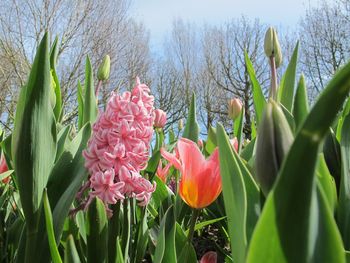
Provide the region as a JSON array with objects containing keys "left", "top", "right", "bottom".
[
  {"left": 255, "top": 100, "right": 293, "bottom": 195},
  {"left": 200, "top": 251, "right": 217, "bottom": 263},
  {"left": 97, "top": 55, "right": 110, "bottom": 81},
  {"left": 154, "top": 109, "right": 167, "bottom": 128},
  {"left": 228, "top": 98, "right": 243, "bottom": 120},
  {"left": 264, "top": 27, "right": 282, "bottom": 68},
  {"left": 178, "top": 119, "right": 184, "bottom": 130}
]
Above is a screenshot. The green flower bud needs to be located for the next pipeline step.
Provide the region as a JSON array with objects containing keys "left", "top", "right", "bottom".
[
  {"left": 255, "top": 100, "right": 293, "bottom": 195},
  {"left": 97, "top": 55, "right": 110, "bottom": 81},
  {"left": 264, "top": 27, "right": 282, "bottom": 68}
]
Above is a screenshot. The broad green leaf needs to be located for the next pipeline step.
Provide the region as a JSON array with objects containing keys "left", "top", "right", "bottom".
[
  {"left": 278, "top": 42, "right": 299, "bottom": 111},
  {"left": 234, "top": 107, "right": 245, "bottom": 153},
  {"left": 50, "top": 36, "right": 62, "bottom": 121},
  {"left": 64, "top": 235, "right": 81, "bottom": 263},
  {"left": 217, "top": 124, "right": 247, "bottom": 263},
  {"left": 175, "top": 223, "right": 196, "bottom": 263},
  {"left": 293, "top": 74, "right": 309, "bottom": 131},
  {"left": 121, "top": 199, "right": 131, "bottom": 261},
  {"left": 36, "top": 124, "right": 91, "bottom": 262},
  {"left": 116, "top": 237, "right": 125, "bottom": 263},
  {"left": 338, "top": 112, "right": 350, "bottom": 249},
  {"left": 247, "top": 57, "right": 350, "bottom": 263},
  {"left": 337, "top": 97, "right": 350, "bottom": 141},
  {"left": 244, "top": 51, "right": 266, "bottom": 125},
  {"left": 240, "top": 138, "right": 256, "bottom": 162},
  {"left": 11, "top": 32, "right": 56, "bottom": 239},
  {"left": 145, "top": 150, "right": 161, "bottom": 176},
  {"left": 82, "top": 56, "right": 97, "bottom": 126},
  {"left": 154, "top": 206, "right": 177, "bottom": 263},
  {"left": 251, "top": 116, "right": 257, "bottom": 139},
  {"left": 43, "top": 189, "right": 62, "bottom": 263},
  {"left": 87, "top": 197, "right": 108, "bottom": 263},
  {"left": 182, "top": 93, "right": 199, "bottom": 143}
]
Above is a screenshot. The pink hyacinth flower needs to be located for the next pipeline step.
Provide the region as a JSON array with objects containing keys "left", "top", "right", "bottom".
[
  {"left": 82, "top": 77, "right": 156, "bottom": 211},
  {"left": 154, "top": 109, "right": 167, "bottom": 128}
]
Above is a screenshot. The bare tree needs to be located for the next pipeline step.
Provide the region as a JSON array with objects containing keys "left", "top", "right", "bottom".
[
  {"left": 299, "top": 0, "right": 350, "bottom": 97},
  {"left": 0, "top": 0, "right": 152, "bottom": 130},
  {"left": 201, "top": 17, "right": 269, "bottom": 137}
]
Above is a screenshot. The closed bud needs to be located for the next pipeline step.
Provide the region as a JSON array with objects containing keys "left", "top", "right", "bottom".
[
  {"left": 178, "top": 119, "right": 184, "bottom": 130},
  {"left": 154, "top": 109, "right": 167, "bottom": 128},
  {"left": 255, "top": 100, "right": 293, "bottom": 195},
  {"left": 264, "top": 27, "right": 282, "bottom": 68},
  {"left": 50, "top": 69, "right": 56, "bottom": 108},
  {"left": 228, "top": 98, "right": 242, "bottom": 120},
  {"left": 97, "top": 55, "right": 110, "bottom": 81}
]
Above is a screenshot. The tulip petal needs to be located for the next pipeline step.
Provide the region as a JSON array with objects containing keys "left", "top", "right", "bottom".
[
  {"left": 160, "top": 147, "right": 182, "bottom": 172},
  {"left": 177, "top": 138, "right": 205, "bottom": 181}
]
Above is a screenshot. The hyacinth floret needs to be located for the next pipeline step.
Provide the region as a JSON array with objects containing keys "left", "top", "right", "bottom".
[{"left": 83, "top": 77, "right": 156, "bottom": 212}]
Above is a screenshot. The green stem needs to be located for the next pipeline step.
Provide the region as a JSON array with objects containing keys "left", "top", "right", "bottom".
[
  {"left": 121, "top": 199, "right": 130, "bottom": 263},
  {"left": 187, "top": 209, "right": 200, "bottom": 244},
  {"left": 269, "top": 56, "right": 278, "bottom": 99},
  {"left": 25, "top": 229, "right": 38, "bottom": 263}
]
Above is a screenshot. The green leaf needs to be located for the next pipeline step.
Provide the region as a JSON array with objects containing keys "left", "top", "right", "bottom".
[
  {"left": 278, "top": 42, "right": 299, "bottom": 112},
  {"left": 77, "top": 80, "right": 84, "bottom": 130},
  {"left": 247, "top": 56, "right": 350, "bottom": 263},
  {"left": 35, "top": 123, "right": 91, "bottom": 262},
  {"left": 234, "top": 107, "right": 245, "bottom": 153},
  {"left": 182, "top": 93, "right": 199, "bottom": 143},
  {"left": 154, "top": 206, "right": 177, "bottom": 263},
  {"left": 64, "top": 235, "right": 81, "bottom": 263},
  {"left": 150, "top": 176, "right": 174, "bottom": 212},
  {"left": 87, "top": 197, "right": 108, "bottom": 263},
  {"left": 323, "top": 129, "right": 341, "bottom": 191},
  {"left": 244, "top": 51, "right": 266, "bottom": 125},
  {"left": 338, "top": 112, "right": 350, "bottom": 249},
  {"left": 133, "top": 209, "right": 149, "bottom": 263},
  {"left": 82, "top": 56, "right": 97, "bottom": 126},
  {"left": 12, "top": 32, "right": 56, "bottom": 234},
  {"left": 293, "top": 74, "right": 309, "bottom": 131},
  {"left": 50, "top": 36, "right": 62, "bottom": 121},
  {"left": 55, "top": 125, "right": 72, "bottom": 162},
  {"left": 184, "top": 216, "right": 226, "bottom": 235},
  {"left": 217, "top": 123, "right": 247, "bottom": 263},
  {"left": 316, "top": 154, "right": 337, "bottom": 212},
  {"left": 43, "top": 189, "right": 63, "bottom": 263}
]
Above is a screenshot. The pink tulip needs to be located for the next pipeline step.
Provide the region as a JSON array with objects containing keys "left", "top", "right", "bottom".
[
  {"left": 228, "top": 98, "right": 242, "bottom": 120},
  {"left": 200, "top": 251, "right": 217, "bottom": 263},
  {"left": 230, "top": 137, "right": 238, "bottom": 152},
  {"left": 154, "top": 109, "right": 167, "bottom": 128},
  {"left": 161, "top": 138, "right": 221, "bottom": 209},
  {"left": 197, "top": 139, "right": 203, "bottom": 149},
  {"left": 0, "top": 155, "right": 10, "bottom": 184}
]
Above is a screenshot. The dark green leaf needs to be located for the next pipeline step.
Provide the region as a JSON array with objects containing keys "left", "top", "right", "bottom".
[
  {"left": 64, "top": 235, "right": 81, "bottom": 263},
  {"left": 82, "top": 56, "right": 97, "bottom": 126}
]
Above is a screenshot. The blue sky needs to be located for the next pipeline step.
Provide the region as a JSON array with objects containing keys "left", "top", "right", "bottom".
[{"left": 131, "top": 0, "right": 325, "bottom": 46}]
